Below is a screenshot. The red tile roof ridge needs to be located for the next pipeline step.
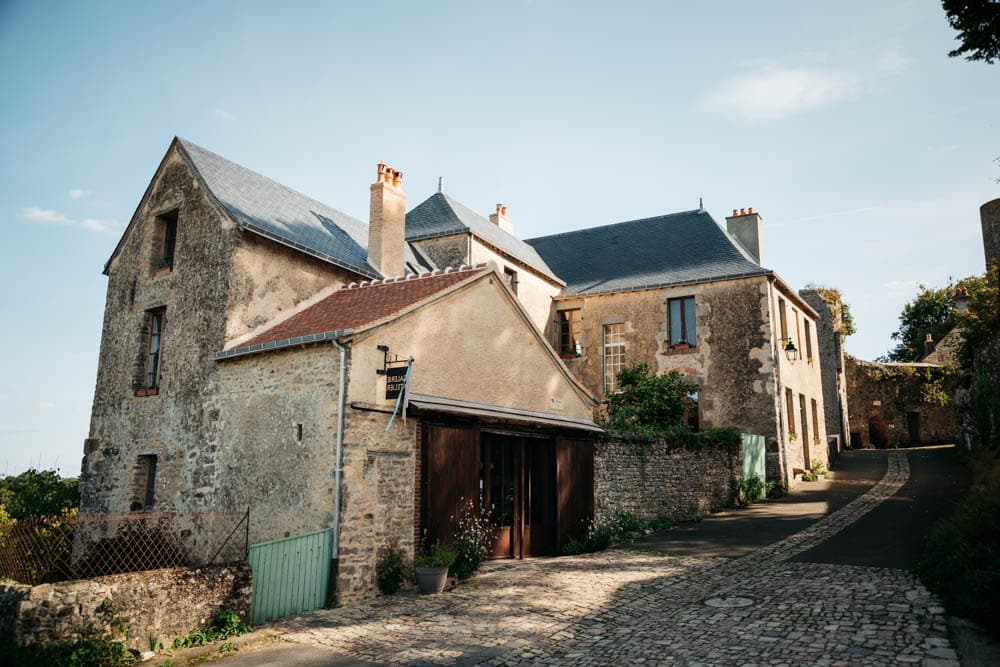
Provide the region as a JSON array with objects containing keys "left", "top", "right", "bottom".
[{"left": 342, "top": 262, "right": 488, "bottom": 290}]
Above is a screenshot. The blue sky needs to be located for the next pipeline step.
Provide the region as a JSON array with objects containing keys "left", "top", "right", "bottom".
[{"left": 1, "top": 1, "right": 997, "bottom": 476}]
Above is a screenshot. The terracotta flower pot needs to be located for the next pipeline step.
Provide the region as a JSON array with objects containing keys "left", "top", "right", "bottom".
[{"left": 414, "top": 566, "right": 449, "bottom": 594}]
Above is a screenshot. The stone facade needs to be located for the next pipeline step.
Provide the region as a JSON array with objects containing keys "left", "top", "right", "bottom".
[
  {"left": 82, "top": 145, "right": 356, "bottom": 519},
  {"left": 594, "top": 438, "right": 739, "bottom": 524},
  {"left": 547, "top": 276, "right": 827, "bottom": 486},
  {"left": 845, "top": 356, "right": 960, "bottom": 448},
  {"left": 799, "top": 289, "right": 851, "bottom": 454},
  {"left": 0, "top": 563, "right": 251, "bottom": 649}
]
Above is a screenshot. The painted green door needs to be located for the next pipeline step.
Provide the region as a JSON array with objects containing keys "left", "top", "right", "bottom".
[
  {"left": 741, "top": 434, "right": 767, "bottom": 481},
  {"left": 248, "top": 528, "right": 333, "bottom": 625}
]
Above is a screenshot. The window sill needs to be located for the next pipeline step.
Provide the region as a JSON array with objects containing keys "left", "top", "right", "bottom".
[
  {"left": 664, "top": 344, "right": 697, "bottom": 355},
  {"left": 153, "top": 267, "right": 173, "bottom": 278},
  {"left": 135, "top": 387, "right": 159, "bottom": 397},
  {"left": 560, "top": 354, "right": 583, "bottom": 360}
]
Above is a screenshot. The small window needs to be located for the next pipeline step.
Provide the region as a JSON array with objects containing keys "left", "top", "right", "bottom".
[
  {"left": 778, "top": 297, "right": 788, "bottom": 340},
  {"left": 668, "top": 296, "right": 696, "bottom": 347},
  {"left": 794, "top": 309, "right": 802, "bottom": 352},
  {"left": 558, "top": 309, "right": 582, "bottom": 357},
  {"left": 785, "top": 388, "right": 796, "bottom": 435},
  {"left": 155, "top": 210, "right": 178, "bottom": 271},
  {"left": 144, "top": 308, "right": 165, "bottom": 389},
  {"left": 811, "top": 399, "right": 820, "bottom": 442},
  {"left": 800, "top": 393, "right": 809, "bottom": 444},
  {"left": 603, "top": 323, "right": 625, "bottom": 393},
  {"left": 503, "top": 267, "right": 519, "bottom": 295},
  {"left": 130, "top": 454, "right": 157, "bottom": 511},
  {"left": 804, "top": 320, "right": 814, "bottom": 361}
]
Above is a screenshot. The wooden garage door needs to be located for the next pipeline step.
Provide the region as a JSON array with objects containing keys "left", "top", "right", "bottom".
[
  {"left": 555, "top": 437, "right": 594, "bottom": 551},
  {"left": 424, "top": 425, "right": 479, "bottom": 546}
]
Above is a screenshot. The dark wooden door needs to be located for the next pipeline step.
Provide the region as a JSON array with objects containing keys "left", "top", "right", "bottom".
[
  {"left": 907, "top": 411, "right": 921, "bottom": 444},
  {"left": 481, "top": 433, "right": 520, "bottom": 559},
  {"left": 425, "top": 425, "right": 479, "bottom": 547},
  {"left": 555, "top": 437, "right": 594, "bottom": 552},
  {"left": 523, "top": 440, "right": 556, "bottom": 557}
]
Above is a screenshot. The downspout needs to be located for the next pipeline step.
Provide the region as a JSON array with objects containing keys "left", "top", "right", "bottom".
[{"left": 331, "top": 339, "right": 348, "bottom": 557}]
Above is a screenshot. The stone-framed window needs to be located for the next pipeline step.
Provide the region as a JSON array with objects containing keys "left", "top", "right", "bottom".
[
  {"left": 143, "top": 308, "right": 166, "bottom": 390},
  {"left": 153, "top": 209, "right": 178, "bottom": 272},
  {"left": 503, "top": 266, "right": 519, "bottom": 295},
  {"left": 603, "top": 323, "right": 625, "bottom": 394},
  {"left": 811, "top": 399, "right": 820, "bottom": 443},
  {"left": 130, "top": 454, "right": 157, "bottom": 511},
  {"left": 804, "top": 319, "right": 814, "bottom": 362},
  {"left": 668, "top": 296, "right": 696, "bottom": 348},
  {"left": 778, "top": 297, "right": 789, "bottom": 341},
  {"left": 785, "top": 388, "right": 796, "bottom": 436},
  {"left": 557, "top": 309, "right": 582, "bottom": 357}
]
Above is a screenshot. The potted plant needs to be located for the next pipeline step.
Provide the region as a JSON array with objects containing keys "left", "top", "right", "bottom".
[{"left": 413, "top": 543, "right": 455, "bottom": 594}]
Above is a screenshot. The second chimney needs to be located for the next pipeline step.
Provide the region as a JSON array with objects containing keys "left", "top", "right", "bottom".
[
  {"left": 489, "top": 203, "right": 514, "bottom": 235},
  {"left": 368, "top": 161, "right": 406, "bottom": 277},
  {"left": 725, "top": 206, "right": 764, "bottom": 266}
]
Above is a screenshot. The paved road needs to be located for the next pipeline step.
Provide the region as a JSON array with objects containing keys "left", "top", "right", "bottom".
[{"left": 219, "top": 447, "right": 968, "bottom": 666}]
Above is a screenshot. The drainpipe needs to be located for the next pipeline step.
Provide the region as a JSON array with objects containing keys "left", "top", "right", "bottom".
[{"left": 331, "top": 339, "right": 348, "bottom": 557}]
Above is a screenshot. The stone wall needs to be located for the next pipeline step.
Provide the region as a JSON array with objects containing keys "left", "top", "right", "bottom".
[
  {"left": 0, "top": 563, "right": 251, "bottom": 649},
  {"left": 845, "top": 356, "right": 960, "bottom": 448},
  {"left": 594, "top": 437, "right": 739, "bottom": 524}
]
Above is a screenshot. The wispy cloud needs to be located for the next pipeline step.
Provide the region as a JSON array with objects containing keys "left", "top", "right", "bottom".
[
  {"left": 68, "top": 188, "right": 90, "bottom": 200},
  {"left": 82, "top": 218, "right": 116, "bottom": 233},
  {"left": 38, "top": 401, "right": 56, "bottom": 409},
  {"left": 214, "top": 108, "right": 237, "bottom": 122},
  {"left": 21, "top": 206, "right": 73, "bottom": 224},
  {"left": 21, "top": 206, "right": 118, "bottom": 234},
  {"left": 704, "top": 66, "right": 858, "bottom": 122},
  {"left": 875, "top": 49, "right": 911, "bottom": 75}
]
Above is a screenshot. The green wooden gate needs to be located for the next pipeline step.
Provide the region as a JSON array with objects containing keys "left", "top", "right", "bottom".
[
  {"left": 248, "top": 528, "right": 333, "bottom": 625},
  {"left": 741, "top": 433, "right": 767, "bottom": 481}
]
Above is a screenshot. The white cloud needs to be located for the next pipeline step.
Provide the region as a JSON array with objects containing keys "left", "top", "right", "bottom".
[
  {"left": 703, "top": 66, "right": 858, "bottom": 122},
  {"left": 875, "top": 49, "right": 911, "bottom": 75},
  {"left": 214, "top": 108, "right": 237, "bottom": 122},
  {"left": 81, "top": 218, "right": 116, "bottom": 233},
  {"left": 21, "top": 206, "right": 73, "bottom": 224},
  {"left": 38, "top": 401, "right": 56, "bottom": 409},
  {"left": 68, "top": 188, "right": 90, "bottom": 200}
]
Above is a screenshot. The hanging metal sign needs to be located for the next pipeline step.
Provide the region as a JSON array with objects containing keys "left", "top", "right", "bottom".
[{"left": 385, "top": 365, "right": 409, "bottom": 400}]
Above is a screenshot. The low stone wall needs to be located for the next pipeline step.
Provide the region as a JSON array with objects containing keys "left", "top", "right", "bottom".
[
  {"left": 594, "top": 437, "right": 739, "bottom": 524},
  {"left": 0, "top": 562, "right": 251, "bottom": 649}
]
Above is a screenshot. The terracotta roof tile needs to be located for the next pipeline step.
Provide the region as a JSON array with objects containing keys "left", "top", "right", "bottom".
[{"left": 239, "top": 265, "right": 489, "bottom": 348}]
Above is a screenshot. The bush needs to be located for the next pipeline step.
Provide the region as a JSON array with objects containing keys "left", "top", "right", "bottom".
[
  {"left": 744, "top": 475, "right": 765, "bottom": 502},
  {"left": 603, "top": 364, "right": 695, "bottom": 434},
  {"left": 917, "top": 452, "right": 1000, "bottom": 636},
  {"left": 375, "top": 546, "right": 408, "bottom": 595},
  {"left": 450, "top": 500, "right": 494, "bottom": 580},
  {"left": 173, "top": 608, "right": 251, "bottom": 649},
  {"left": 562, "top": 511, "right": 677, "bottom": 555}
]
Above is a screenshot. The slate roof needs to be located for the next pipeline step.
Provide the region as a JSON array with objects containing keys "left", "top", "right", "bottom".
[
  {"left": 226, "top": 265, "right": 489, "bottom": 356},
  {"left": 406, "top": 193, "right": 562, "bottom": 284},
  {"left": 177, "top": 138, "right": 381, "bottom": 279},
  {"left": 525, "top": 210, "right": 771, "bottom": 296}
]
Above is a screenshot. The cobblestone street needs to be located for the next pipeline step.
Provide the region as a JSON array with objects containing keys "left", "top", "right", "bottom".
[{"left": 237, "top": 449, "right": 963, "bottom": 666}]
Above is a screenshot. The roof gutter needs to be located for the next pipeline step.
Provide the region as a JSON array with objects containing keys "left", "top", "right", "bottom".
[{"left": 213, "top": 328, "right": 354, "bottom": 361}]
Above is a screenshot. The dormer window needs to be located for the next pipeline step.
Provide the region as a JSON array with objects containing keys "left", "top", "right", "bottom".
[{"left": 154, "top": 209, "right": 178, "bottom": 272}]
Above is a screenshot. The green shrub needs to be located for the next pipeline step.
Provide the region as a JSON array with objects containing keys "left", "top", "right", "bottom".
[
  {"left": 172, "top": 608, "right": 251, "bottom": 649},
  {"left": 449, "top": 500, "right": 494, "bottom": 580},
  {"left": 744, "top": 475, "right": 765, "bottom": 502},
  {"left": 917, "top": 452, "right": 1000, "bottom": 636},
  {"left": 414, "top": 543, "right": 456, "bottom": 569},
  {"left": 375, "top": 546, "right": 408, "bottom": 595}
]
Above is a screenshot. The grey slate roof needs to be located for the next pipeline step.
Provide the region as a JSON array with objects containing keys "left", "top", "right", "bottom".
[
  {"left": 177, "top": 138, "right": 381, "bottom": 279},
  {"left": 525, "top": 210, "right": 771, "bottom": 296},
  {"left": 406, "top": 192, "right": 562, "bottom": 283}
]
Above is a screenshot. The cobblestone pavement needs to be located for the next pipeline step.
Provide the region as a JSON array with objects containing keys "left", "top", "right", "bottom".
[{"left": 270, "top": 451, "right": 959, "bottom": 666}]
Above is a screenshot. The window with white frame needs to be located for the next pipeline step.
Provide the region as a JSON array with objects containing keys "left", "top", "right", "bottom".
[{"left": 603, "top": 323, "right": 625, "bottom": 393}]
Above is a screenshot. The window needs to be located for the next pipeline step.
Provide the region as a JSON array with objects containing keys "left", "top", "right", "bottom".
[
  {"left": 155, "top": 210, "right": 178, "bottom": 271},
  {"left": 144, "top": 308, "right": 165, "bottom": 390},
  {"left": 804, "top": 320, "right": 814, "bottom": 361},
  {"left": 557, "top": 309, "right": 582, "bottom": 357},
  {"left": 811, "top": 399, "right": 820, "bottom": 443},
  {"left": 778, "top": 297, "right": 788, "bottom": 340},
  {"left": 785, "top": 388, "right": 796, "bottom": 435},
  {"left": 800, "top": 394, "right": 809, "bottom": 445},
  {"left": 503, "top": 267, "right": 519, "bottom": 295},
  {"left": 668, "top": 296, "right": 696, "bottom": 347},
  {"left": 794, "top": 309, "right": 801, "bottom": 351},
  {"left": 130, "top": 454, "right": 157, "bottom": 511},
  {"left": 603, "top": 323, "right": 625, "bottom": 393}
]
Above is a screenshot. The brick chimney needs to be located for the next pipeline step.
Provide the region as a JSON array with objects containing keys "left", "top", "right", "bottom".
[
  {"left": 954, "top": 287, "right": 970, "bottom": 315},
  {"left": 924, "top": 333, "right": 936, "bottom": 357},
  {"left": 725, "top": 207, "right": 764, "bottom": 266},
  {"left": 489, "top": 203, "right": 514, "bottom": 235},
  {"left": 368, "top": 162, "right": 406, "bottom": 277}
]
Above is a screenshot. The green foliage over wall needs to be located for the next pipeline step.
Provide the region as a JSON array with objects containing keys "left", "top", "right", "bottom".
[
  {"left": 887, "top": 275, "right": 985, "bottom": 362},
  {"left": 0, "top": 469, "right": 79, "bottom": 520}
]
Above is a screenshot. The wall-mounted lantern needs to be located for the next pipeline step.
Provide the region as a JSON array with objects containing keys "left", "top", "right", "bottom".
[{"left": 780, "top": 338, "right": 799, "bottom": 364}]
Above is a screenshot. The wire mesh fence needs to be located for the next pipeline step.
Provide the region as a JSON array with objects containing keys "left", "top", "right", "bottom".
[{"left": 0, "top": 508, "right": 249, "bottom": 585}]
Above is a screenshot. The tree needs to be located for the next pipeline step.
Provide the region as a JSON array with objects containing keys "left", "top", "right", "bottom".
[
  {"left": 887, "top": 275, "right": 986, "bottom": 362},
  {"left": 0, "top": 468, "right": 79, "bottom": 520},
  {"left": 603, "top": 364, "right": 696, "bottom": 434},
  {"left": 942, "top": 0, "right": 1000, "bottom": 64}
]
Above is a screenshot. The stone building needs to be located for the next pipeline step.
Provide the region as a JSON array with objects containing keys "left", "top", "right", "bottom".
[
  {"left": 82, "top": 138, "right": 599, "bottom": 604},
  {"left": 525, "top": 208, "right": 830, "bottom": 484},
  {"left": 799, "top": 289, "right": 852, "bottom": 455}
]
